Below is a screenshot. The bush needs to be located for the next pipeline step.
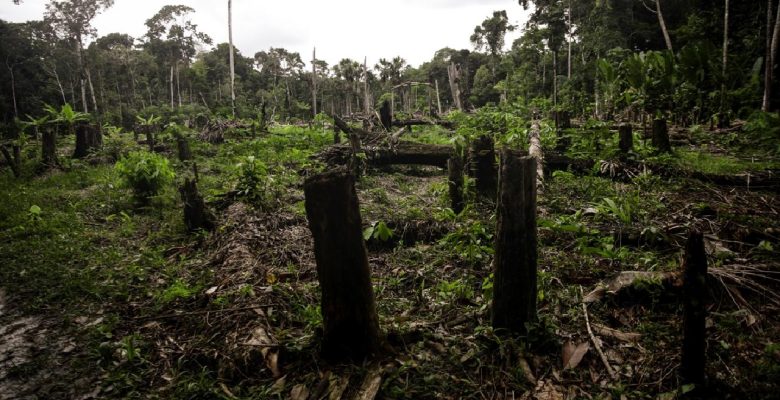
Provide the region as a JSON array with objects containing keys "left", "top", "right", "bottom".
[{"left": 115, "top": 151, "right": 175, "bottom": 203}]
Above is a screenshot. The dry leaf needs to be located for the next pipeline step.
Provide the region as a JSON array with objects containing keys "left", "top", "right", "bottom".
[
  {"left": 562, "top": 341, "right": 590, "bottom": 370},
  {"left": 270, "top": 375, "right": 287, "bottom": 395},
  {"left": 290, "top": 383, "right": 309, "bottom": 400},
  {"left": 353, "top": 365, "right": 384, "bottom": 400},
  {"left": 533, "top": 380, "right": 564, "bottom": 400}
]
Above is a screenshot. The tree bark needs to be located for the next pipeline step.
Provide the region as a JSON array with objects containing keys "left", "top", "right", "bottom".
[
  {"left": 379, "top": 100, "right": 392, "bottom": 131},
  {"left": 763, "top": 0, "right": 774, "bottom": 111},
  {"left": 528, "top": 122, "right": 545, "bottom": 196},
  {"left": 492, "top": 152, "right": 538, "bottom": 334},
  {"left": 304, "top": 169, "right": 382, "bottom": 362},
  {"left": 680, "top": 230, "right": 708, "bottom": 386},
  {"left": 435, "top": 80, "right": 443, "bottom": 116},
  {"left": 170, "top": 63, "right": 175, "bottom": 108},
  {"left": 86, "top": 67, "right": 98, "bottom": 115}
]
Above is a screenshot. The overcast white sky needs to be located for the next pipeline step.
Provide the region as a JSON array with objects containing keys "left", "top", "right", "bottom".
[{"left": 0, "top": 0, "right": 530, "bottom": 68}]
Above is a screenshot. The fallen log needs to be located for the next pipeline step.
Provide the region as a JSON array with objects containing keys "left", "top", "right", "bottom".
[
  {"left": 392, "top": 119, "right": 455, "bottom": 129},
  {"left": 318, "top": 141, "right": 454, "bottom": 168}
]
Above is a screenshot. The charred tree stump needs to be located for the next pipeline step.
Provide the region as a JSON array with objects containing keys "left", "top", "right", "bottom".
[
  {"left": 304, "top": 169, "right": 382, "bottom": 361},
  {"left": 74, "top": 124, "right": 89, "bottom": 159},
  {"left": 42, "top": 130, "right": 58, "bottom": 167},
  {"left": 652, "top": 118, "right": 671, "bottom": 153},
  {"left": 175, "top": 133, "right": 192, "bottom": 162},
  {"left": 380, "top": 100, "right": 392, "bottom": 132},
  {"left": 681, "top": 230, "right": 708, "bottom": 386},
  {"left": 618, "top": 124, "right": 634, "bottom": 154},
  {"left": 447, "top": 156, "right": 465, "bottom": 214},
  {"left": 179, "top": 176, "right": 214, "bottom": 232},
  {"left": 1, "top": 144, "right": 21, "bottom": 178},
  {"left": 470, "top": 135, "right": 497, "bottom": 200},
  {"left": 492, "top": 152, "right": 538, "bottom": 334},
  {"left": 73, "top": 123, "right": 101, "bottom": 158}
]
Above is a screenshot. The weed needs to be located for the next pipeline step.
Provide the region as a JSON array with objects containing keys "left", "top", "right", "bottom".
[{"left": 115, "top": 150, "right": 175, "bottom": 204}]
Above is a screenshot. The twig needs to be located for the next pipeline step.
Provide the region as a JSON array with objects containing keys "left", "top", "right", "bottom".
[
  {"left": 133, "top": 304, "right": 277, "bottom": 321},
  {"left": 580, "top": 286, "right": 617, "bottom": 380}
]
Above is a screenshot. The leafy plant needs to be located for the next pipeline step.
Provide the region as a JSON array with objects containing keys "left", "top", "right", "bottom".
[
  {"left": 363, "top": 220, "right": 394, "bottom": 241},
  {"left": 115, "top": 150, "right": 175, "bottom": 203},
  {"left": 440, "top": 219, "right": 494, "bottom": 265}
]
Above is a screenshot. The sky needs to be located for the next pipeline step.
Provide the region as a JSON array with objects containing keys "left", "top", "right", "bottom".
[{"left": 0, "top": 0, "right": 531, "bottom": 68}]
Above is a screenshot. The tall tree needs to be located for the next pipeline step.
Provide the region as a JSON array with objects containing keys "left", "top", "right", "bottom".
[
  {"left": 45, "top": 0, "right": 115, "bottom": 114},
  {"left": 145, "top": 5, "right": 212, "bottom": 108}
]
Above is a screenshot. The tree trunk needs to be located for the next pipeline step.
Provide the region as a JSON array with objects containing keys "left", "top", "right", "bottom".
[
  {"left": 652, "top": 118, "right": 671, "bottom": 153},
  {"left": 447, "top": 62, "right": 463, "bottom": 111},
  {"left": 680, "top": 230, "right": 708, "bottom": 386},
  {"left": 492, "top": 152, "right": 538, "bottom": 334},
  {"left": 86, "top": 67, "right": 98, "bottom": 115},
  {"left": 447, "top": 156, "right": 465, "bottom": 214},
  {"left": 228, "top": 0, "right": 236, "bottom": 117},
  {"left": 170, "top": 63, "right": 175, "bottom": 108},
  {"left": 7, "top": 62, "right": 17, "bottom": 118},
  {"left": 176, "top": 62, "right": 182, "bottom": 108},
  {"left": 655, "top": 0, "right": 674, "bottom": 52},
  {"left": 567, "top": 0, "right": 572, "bottom": 80},
  {"left": 312, "top": 47, "right": 318, "bottom": 118},
  {"left": 764, "top": 0, "right": 774, "bottom": 111},
  {"left": 364, "top": 57, "right": 371, "bottom": 116},
  {"left": 435, "top": 79, "right": 442, "bottom": 116},
  {"left": 470, "top": 135, "right": 497, "bottom": 200},
  {"left": 77, "top": 39, "right": 88, "bottom": 113},
  {"left": 303, "top": 169, "right": 382, "bottom": 362},
  {"left": 720, "top": 0, "right": 730, "bottom": 125},
  {"left": 769, "top": 0, "right": 780, "bottom": 112}
]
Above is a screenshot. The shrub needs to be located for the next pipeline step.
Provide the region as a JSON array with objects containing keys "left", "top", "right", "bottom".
[{"left": 115, "top": 151, "right": 175, "bottom": 203}]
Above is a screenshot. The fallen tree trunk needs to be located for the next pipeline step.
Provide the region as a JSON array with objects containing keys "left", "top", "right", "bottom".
[
  {"left": 392, "top": 119, "right": 454, "bottom": 129},
  {"left": 318, "top": 141, "right": 454, "bottom": 168}
]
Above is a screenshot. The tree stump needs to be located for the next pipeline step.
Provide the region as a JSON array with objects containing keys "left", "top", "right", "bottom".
[
  {"left": 618, "top": 124, "right": 633, "bottom": 154},
  {"left": 447, "top": 156, "right": 465, "bottom": 214},
  {"left": 380, "top": 100, "right": 392, "bottom": 132},
  {"left": 304, "top": 169, "right": 382, "bottom": 361},
  {"left": 175, "top": 133, "right": 192, "bottom": 162},
  {"left": 681, "top": 230, "right": 708, "bottom": 386},
  {"left": 652, "top": 118, "right": 671, "bottom": 153},
  {"left": 42, "top": 129, "right": 58, "bottom": 167},
  {"left": 73, "top": 123, "right": 101, "bottom": 158},
  {"left": 470, "top": 135, "right": 497, "bottom": 200},
  {"left": 179, "top": 177, "right": 214, "bottom": 232},
  {"left": 492, "top": 152, "right": 538, "bottom": 334}
]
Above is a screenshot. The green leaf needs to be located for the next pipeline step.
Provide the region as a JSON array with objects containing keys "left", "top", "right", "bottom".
[
  {"left": 29, "top": 205, "right": 41, "bottom": 215},
  {"left": 363, "top": 226, "right": 374, "bottom": 241}
]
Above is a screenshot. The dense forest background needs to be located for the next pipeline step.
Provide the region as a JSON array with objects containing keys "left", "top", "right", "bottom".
[{"left": 2, "top": 0, "right": 779, "bottom": 130}]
